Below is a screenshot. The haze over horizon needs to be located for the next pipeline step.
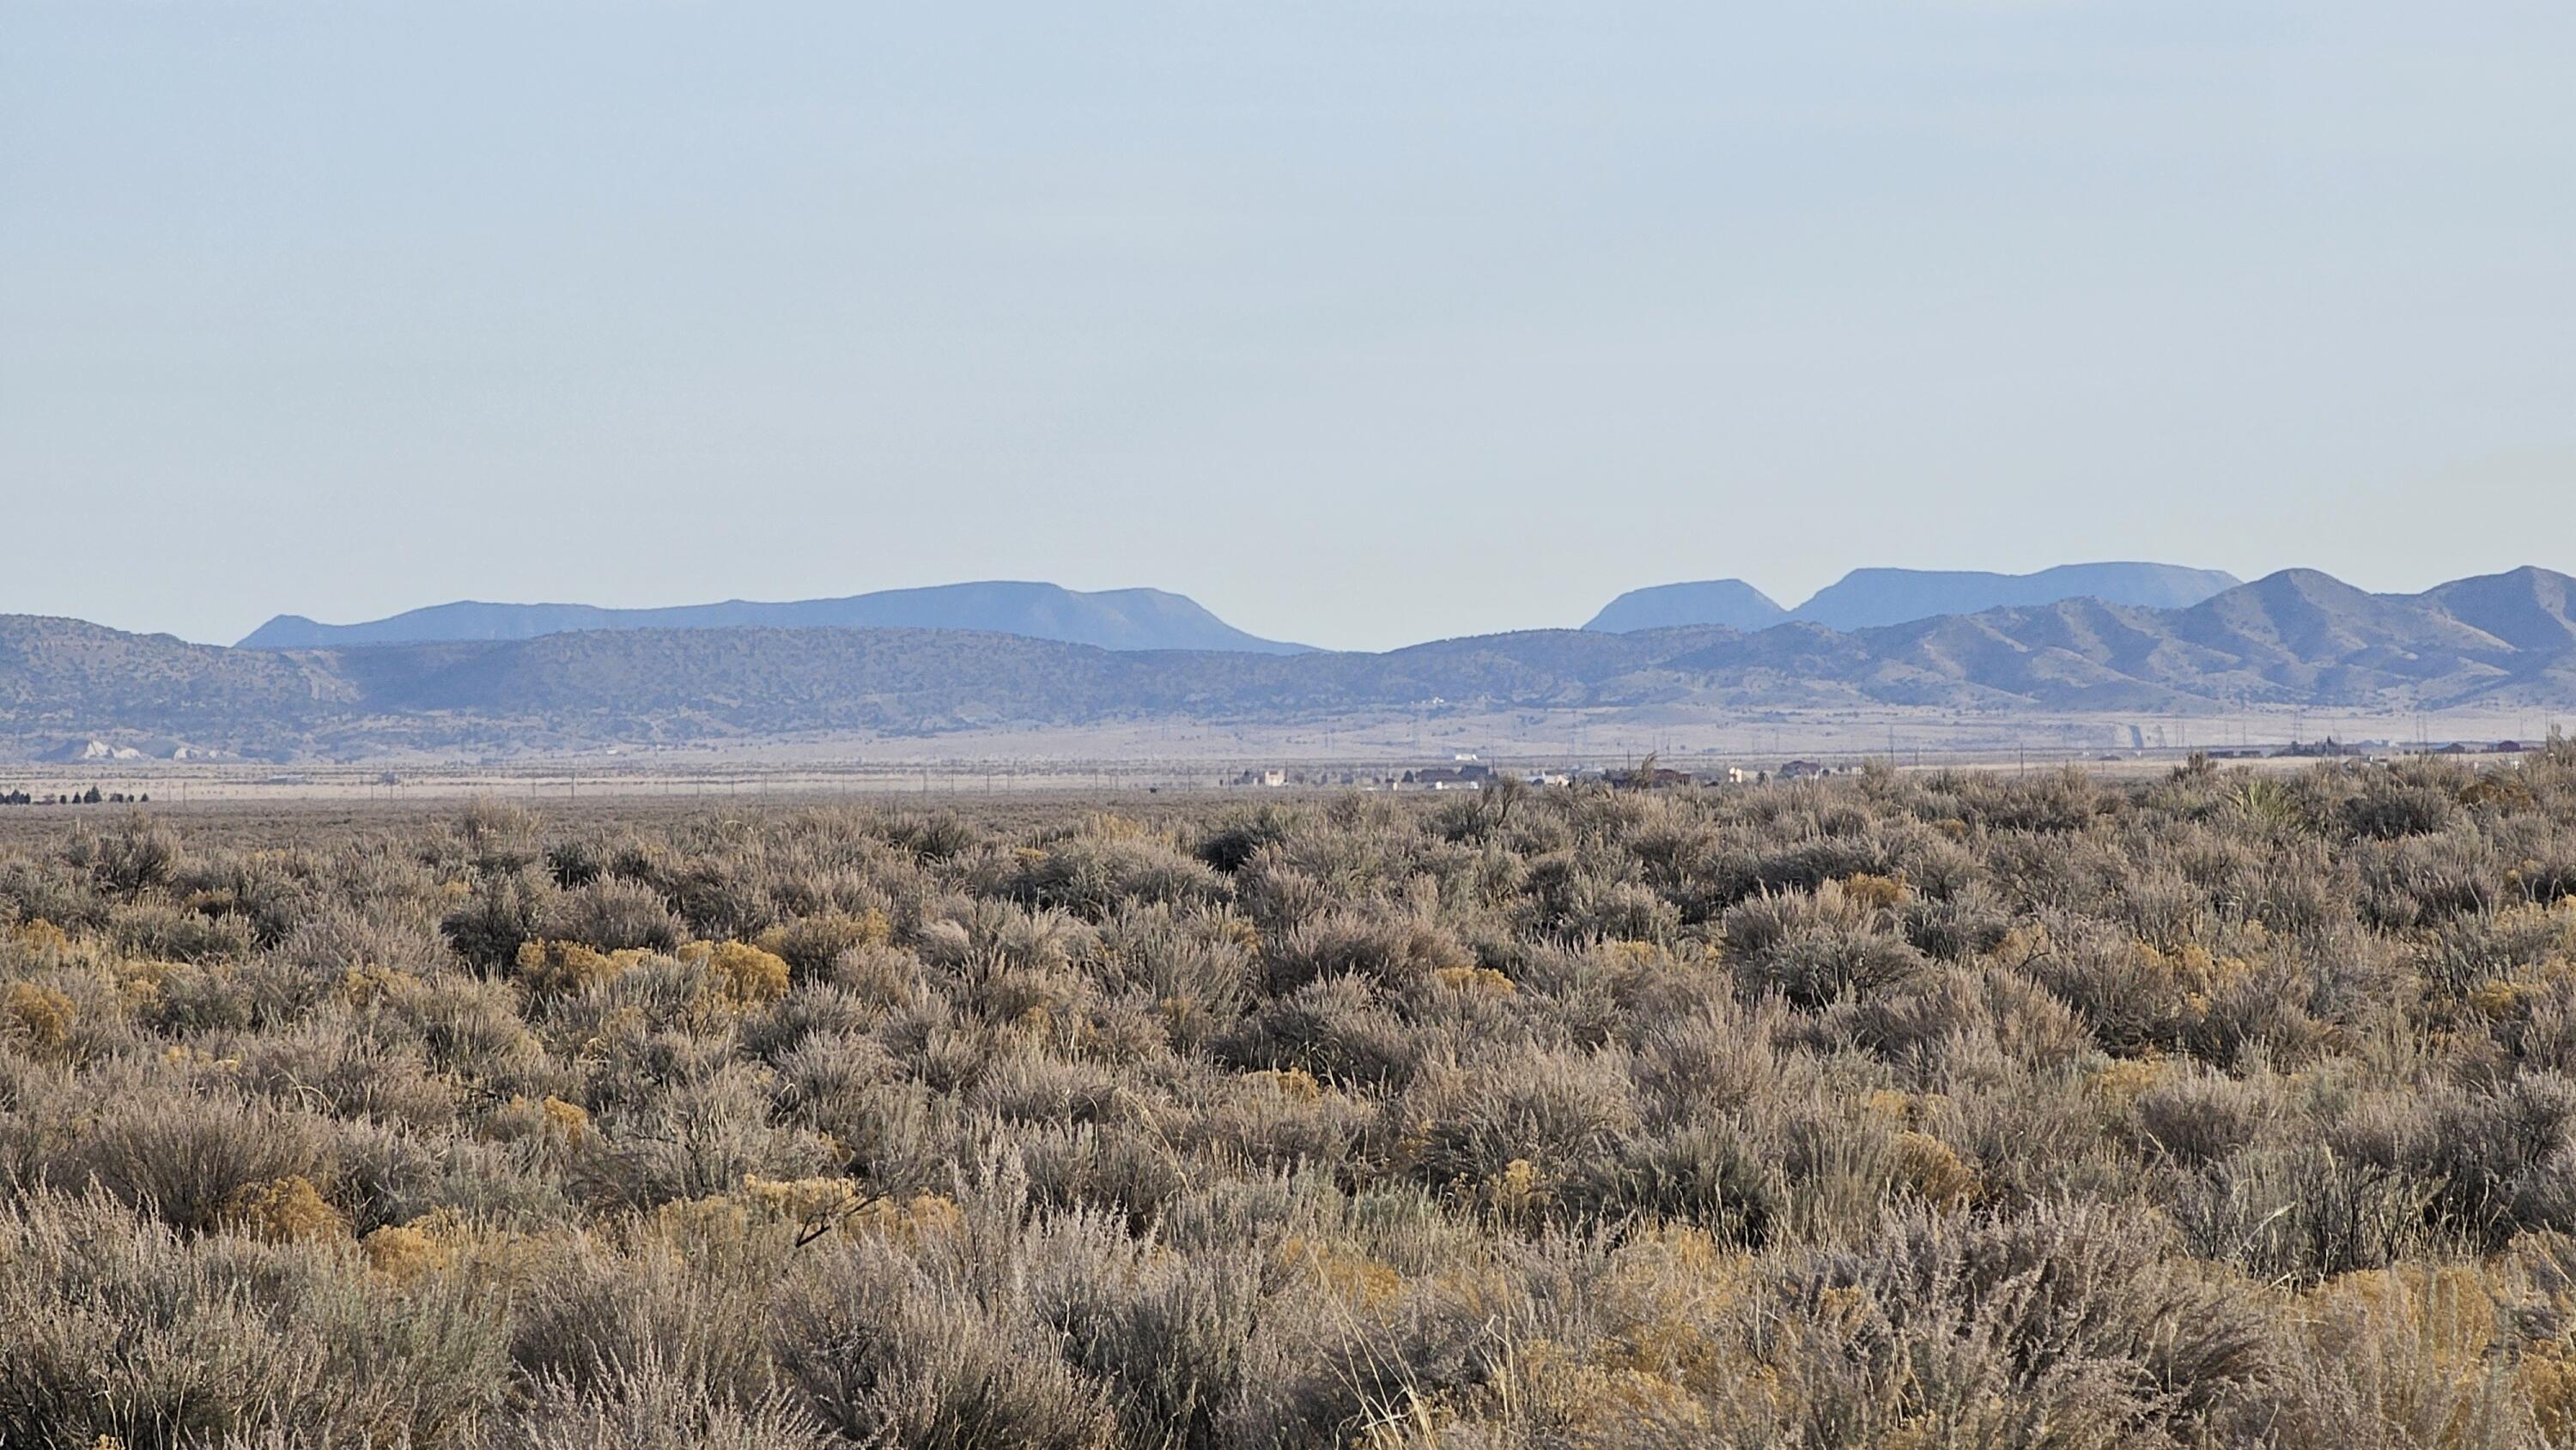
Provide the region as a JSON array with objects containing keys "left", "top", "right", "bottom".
[{"left": 6, "top": 2, "right": 2572, "bottom": 652}]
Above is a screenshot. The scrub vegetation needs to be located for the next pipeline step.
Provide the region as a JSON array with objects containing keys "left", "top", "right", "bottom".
[{"left": 9, "top": 743, "right": 2576, "bottom": 1447}]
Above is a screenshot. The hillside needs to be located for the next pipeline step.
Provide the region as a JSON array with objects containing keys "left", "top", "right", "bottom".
[
  {"left": 0, "top": 616, "right": 349, "bottom": 743},
  {"left": 10, "top": 568, "right": 2576, "bottom": 758},
  {"left": 239, "top": 581, "right": 1307, "bottom": 655}
]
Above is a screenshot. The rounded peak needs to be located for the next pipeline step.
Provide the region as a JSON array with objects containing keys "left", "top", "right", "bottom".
[
  {"left": 2233, "top": 567, "right": 2372, "bottom": 598},
  {"left": 1583, "top": 579, "right": 1789, "bottom": 633}
]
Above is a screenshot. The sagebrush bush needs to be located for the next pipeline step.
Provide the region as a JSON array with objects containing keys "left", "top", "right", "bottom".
[{"left": 5, "top": 754, "right": 2576, "bottom": 1445}]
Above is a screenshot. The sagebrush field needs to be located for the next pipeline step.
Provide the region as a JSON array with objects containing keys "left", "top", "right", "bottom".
[{"left": 10, "top": 749, "right": 2576, "bottom": 1447}]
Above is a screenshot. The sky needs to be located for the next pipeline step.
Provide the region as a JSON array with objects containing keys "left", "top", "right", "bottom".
[{"left": 3, "top": 1, "right": 2572, "bottom": 652}]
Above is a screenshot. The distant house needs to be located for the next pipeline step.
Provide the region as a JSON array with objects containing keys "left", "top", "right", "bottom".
[
  {"left": 1413, "top": 765, "right": 1486, "bottom": 791},
  {"left": 1726, "top": 767, "right": 1759, "bottom": 785},
  {"left": 1258, "top": 769, "right": 1286, "bottom": 787}
]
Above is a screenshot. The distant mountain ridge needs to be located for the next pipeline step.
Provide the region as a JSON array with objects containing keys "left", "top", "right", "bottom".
[
  {"left": 1649, "top": 566, "right": 2576, "bottom": 711},
  {"left": 1588, "top": 561, "right": 2242, "bottom": 634},
  {"left": 8, "top": 567, "right": 2574, "bottom": 760},
  {"left": 1789, "top": 562, "right": 2245, "bottom": 630},
  {"left": 239, "top": 581, "right": 1308, "bottom": 655}
]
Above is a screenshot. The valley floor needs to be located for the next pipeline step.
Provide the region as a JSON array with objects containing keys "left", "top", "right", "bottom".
[{"left": 5, "top": 704, "right": 2562, "bottom": 806}]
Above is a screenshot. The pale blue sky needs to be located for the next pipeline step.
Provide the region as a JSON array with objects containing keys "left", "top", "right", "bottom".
[{"left": 3, "top": 1, "right": 2570, "bottom": 650}]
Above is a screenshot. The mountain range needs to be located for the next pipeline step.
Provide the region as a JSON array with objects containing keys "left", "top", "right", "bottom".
[
  {"left": 7, "top": 567, "right": 2573, "bottom": 760},
  {"left": 249, "top": 563, "right": 2239, "bottom": 656},
  {"left": 239, "top": 581, "right": 1308, "bottom": 655},
  {"left": 1583, "top": 561, "right": 2244, "bottom": 634}
]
